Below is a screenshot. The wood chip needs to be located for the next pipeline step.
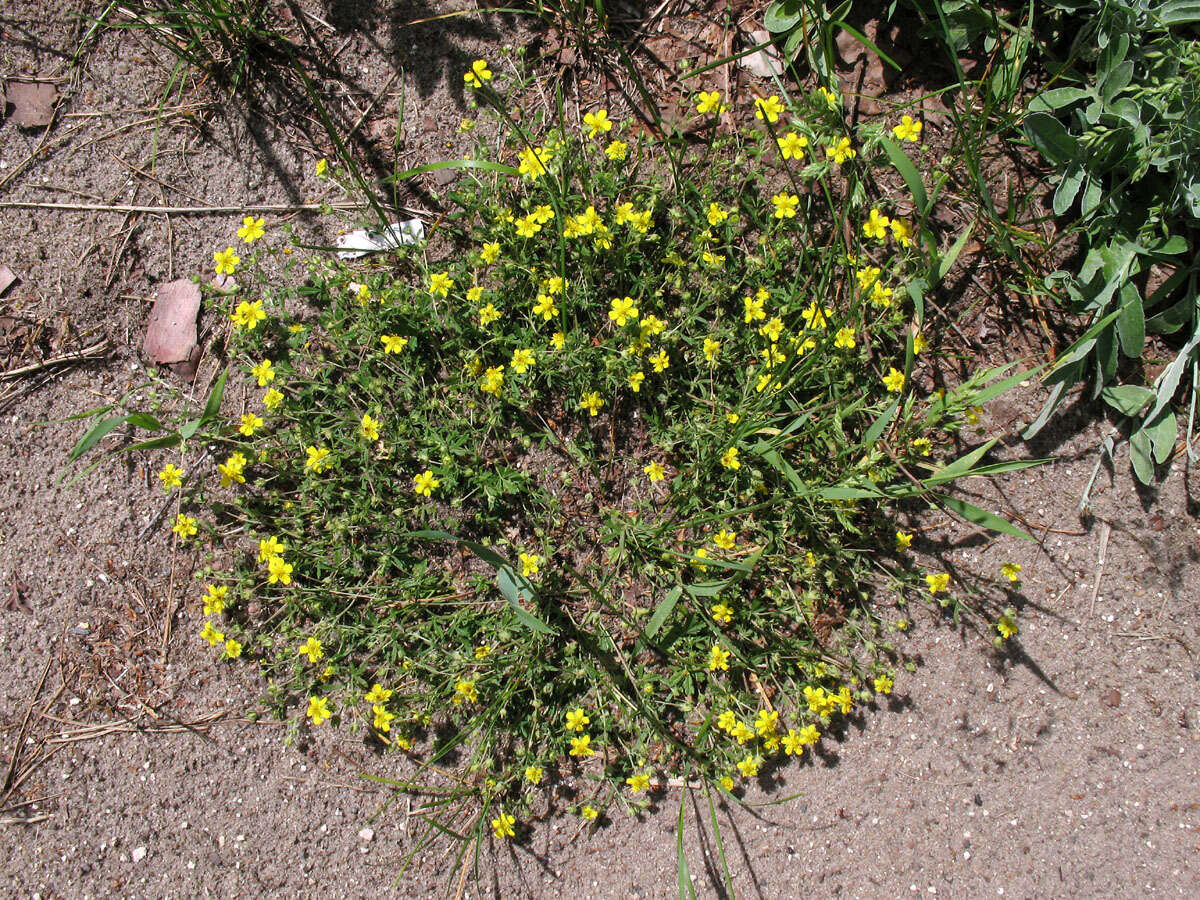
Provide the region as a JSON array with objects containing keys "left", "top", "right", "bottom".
[
  {"left": 143, "top": 279, "right": 201, "bottom": 377},
  {"left": 6, "top": 80, "right": 57, "bottom": 128},
  {"left": 0, "top": 265, "right": 15, "bottom": 296}
]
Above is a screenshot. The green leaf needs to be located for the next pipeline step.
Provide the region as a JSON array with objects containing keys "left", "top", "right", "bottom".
[
  {"left": 1147, "top": 409, "right": 1178, "bottom": 465},
  {"left": 931, "top": 226, "right": 974, "bottom": 287},
  {"left": 642, "top": 585, "right": 683, "bottom": 641},
  {"left": 932, "top": 494, "right": 1034, "bottom": 540},
  {"left": 496, "top": 567, "right": 555, "bottom": 635},
  {"left": 127, "top": 434, "right": 183, "bottom": 453},
  {"left": 1101, "top": 385, "right": 1155, "bottom": 416},
  {"left": 202, "top": 370, "right": 228, "bottom": 424},
  {"left": 124, "top": 412, "right": 162, "bottom": 432},
  {"left": 1159, "top": 1, "right": 1200, "bottom": 25},
  {"left": 69, "top": 415, "right": 129, "bottom": 462},
  {"left": 387, "top": 157, "right": 519, "bottom": 184},
  {"left": 878, "top": 135, "right": 929, "bottom": 215},
  {"left": 921, "top": 439, "right": 996, "bottom": 485},
  {"left": 1129, "top": 425, "right": 1154, "bottom": 484},
  {"left": 1027, "top": 87, "right": 1091, "bottom": 113},
  {"left": 1115, "top": 282, "right": 1145, "bottom": 357},
  {"left": 1022, "top": 112, "right": 1079, "bottom": 165},
  {"left": 861, "top": 395, "right": 900, "bottom": 448},
  {"left": 763, "top": 0, "right": 801, "bottom": 32},
  {"left": 178, "top": 417, "right": 203, "bottom": 440},
  {"left": 1053, "top": 163, "right": 1085, "bottom": 216}
]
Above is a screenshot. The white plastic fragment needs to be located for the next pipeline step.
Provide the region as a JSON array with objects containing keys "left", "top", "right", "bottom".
[{"left": 336, "top": 219, "right": 425, "bottom": 259}]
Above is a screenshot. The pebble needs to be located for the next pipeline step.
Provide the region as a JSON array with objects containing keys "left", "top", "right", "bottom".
[
  {"left": 131, "top": 846, "right": 147, "bottom": 863},
  {"left": 358, "top": 827, "right": 374, "bottom": 842}
]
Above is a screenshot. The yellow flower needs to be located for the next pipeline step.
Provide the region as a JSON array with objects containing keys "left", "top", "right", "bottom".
[
  {"left": 756, "top": 373, "right": 774, "bottom": 394},
  {"left": 230, "top": 299, "right": 266, "bottom": 330},
  {"left": 609, "top": 295, "right": 639, "bottom": 326},
  {"left": 626, "top": 772, "right": 651, "bottom": 793},
  {"left": 736, "top": 755, "right": 762, "bottom": 778},
  {"left": 693, "top": 547, "right": 710, "bottom": 571},
  {"left": 891, "top": 218, "right": 913, "bottom": 246},
  {"left": 315, "top": 158, "right": 328, "bottom": 176},
  {"left": 518, "top": 145, "right": 553, "bottom": 179},
  {"left": 1001, "top": 562, "right": 1022, "bottom": 583},
  {"left": 708, "top": 644, "right": 730, "bottom": 671},
  {"left": 202, "top": 584, "right": 228, "bottom": 616},
  {"left": 480, "top": 242, "right": 500, "bottom": 264},
  {"left": 550, "top": 331, "right": 565, "bottom": 350},
  {"left": 743, "top": 294, "right": 766, "bottom": 324},
  {"left": 213, "top": 246, "right": 240, "bottom": 276},
  {"left": 565, "top": 708, "right": 590, "bottom": 732},
  {"left": 413, "top": 469, "right": 440, "bottom": 497},
  {"left": 263, "top": 387, "right": 283, "bottom": 410},
  {"left": 628, "top": 371, "right": 645, "bottom": 392},
  {"left": 643, "top": 460, "right": 666, "bottom": 482},
  {"left": 882, "top": 367, "right": 906, "bottom": 393},
  {"left": 428, "top": 271, "right": 453, "bottom": 297},
  {"left": 776, "top": 132, "right": 808, "bottom": 160},
  {"left": 720, "top": 447, "right": 740, "bottom": 470},
  {"left": 463, "top": 58, "right": 493, "bottom": 88},
  {"left": 893, "top": 114, "right": 923, "bottom": 142},
  {"left": 583, "top": 108, "right": 612, "bottom": 137},
  {"left": 649, "top": 349, "right": 669, "bottom": 373},
  {"left": 524, "top": 765, "right": 544, "bottom": 784},
  {"left": 870, "top": 282, "right": 893, "bottom": 308},
  {"left": 726, "top": 412, "right": 740, "bottom": 424},
  {"left": 480, "top": 365, "right": 505, "bottom": 396},
  {"left": 238, "top": 413, "right": 264, "bottom": 437},
  {"left": 360, "top": 413, "right": 381, "bottom": 441},
  {"left": 530, "top": 204, "right": 554, "bottom": 224},
  {"left": 580, "top": 805, "right": 599, "bottom": 821},
  {"left": 695, "top": 90, "right": 726, "bottom": 115},
  {"left": 758, "top": 316, "right": 784, "bottom": 343},
  {"left": 705, "top": 204, "right": 730, "bottom": 228},
  {"left": 371, "top": 704, "right": 394, "bottom": 732},
  {"left": 364, "top": 684, "right": 393, "bottom": 704},
  {"left": 172, "top": 513, "right": 198, "bottom": 539},
  {"left": 510, "top": 348, "right": 536, "bottom": 374},
  {"left": 381, "top": 334, "right": 409, "bottom": 354},
  {"left": 223, "top": 638, "right": 243, "bottom": 659},
  {"left": 258, "top": 536, "right": 285, "bottom": 562},
  {"left": 491, "top": 812, "right": 516, "bottom": 839},
  {"left": 862, "top": 208, "right": 891, "bottom": 240},
  {"left": 250, "top": 359, "right": 275, "bottom": 386},
  {"left": 475, "top": 644, "right": 491, "bottom": 660},
  {"left": 459, "top": 117, "right": 475, "bottom": 132},
  {"left": 158, "top": 463, "right": 184, "bottom": 492},
  {"left": 701, "top": 250, "right": 725, "bottom": 268},
  {"left": 465, "top": 286, "right": 484, "bottom": 304},
  {"left": 199, "top": 619, "right": 224, "bottom": 646},
  {"left": 519, "top": 552, "right": 540, "bottom": 577},
  {"left": 912, "top": 437, "right": 932, "bottom": 457},
  {"left": 873, "top": 673, "right": 894, "bottom": 695},
  {"left": 800, "top": 301, "right": 829, "bottom": 330},
  {"left": 754, "top": 95, "right": 783, "bottom": 123},
  {"left": 514, "top": 215, "right": 539, "bottom": 238},
  {"left": 713, "top": 529, "right": 736, "bottom": 550},
  {"left": 856, "top": 266, "right": 881, "bottom": 291},
  {"left": 297, "top": 636, "right": 323, "bottom": 663},
  {"left": 306, "top": 696, "right": 332, "bottom": 726},
  {"left": 816, "top": 86, "right": 839, "bottom": 110},
  {"left": 718, "top": 775, "right": 734, "bottom": 791},
  {"left": 926, "top": 572, "right": 951, "bottom": 595},
  {"left": 711, "top": 602, "right": 733, "bottom": 624},
  {"left": 771, "top": 192, "right": 799, "bottom": 219},
  {"left": 542, "top": 275, "right": 567, "bottom": 295},
  {"left": 834, "top": 327, "right": 856, "bottom": 349},
  {"left": 237, "top": 216, "right": 265, "bottom": 243},
  {"left": 454, "top": 678, "right": 478, "bottom": 705},
  {"left": 569, "top": 734, "right": 593, "bottom": 757},
  {"left": 997, "top": 612, "right": 1019, "bottom": 640},
  {"left": 913, "top": 332, "right": 929, "bottom": 355},
  {"left": 604, "top": 139, "right": 628, "bottom": 160},
  {"left": 754, "top": 709, "right": 779, "bottom": 737},
  {"left": 532, "top": 293, "right": 558, "bottom": 321},
  {"left": 895, "top": 530, "right": 913, "bottom": 552},
  {"left": 825, "top": 136, "right": 857, "bottom": 164},
  {"left": 304, "top": 445, "right": 332, "bottom": 473},
  {"left": 479, "top": 303, "right": 500, "bottom": 326},
  {"left": 581, "top": 391, "right": 605, "bottom": 416},
  {"left": 267, "top": 555, "right": 293, "bottom": 585}
]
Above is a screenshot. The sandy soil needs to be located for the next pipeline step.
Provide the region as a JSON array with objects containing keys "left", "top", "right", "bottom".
[{"left": 1, "top": 2, "right": 1198, "bottom": 897}]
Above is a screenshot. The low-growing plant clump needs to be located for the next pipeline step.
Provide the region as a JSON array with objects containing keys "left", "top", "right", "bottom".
[{"left": 76, "top": 58, "right": 1033, "bottom": 848}]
